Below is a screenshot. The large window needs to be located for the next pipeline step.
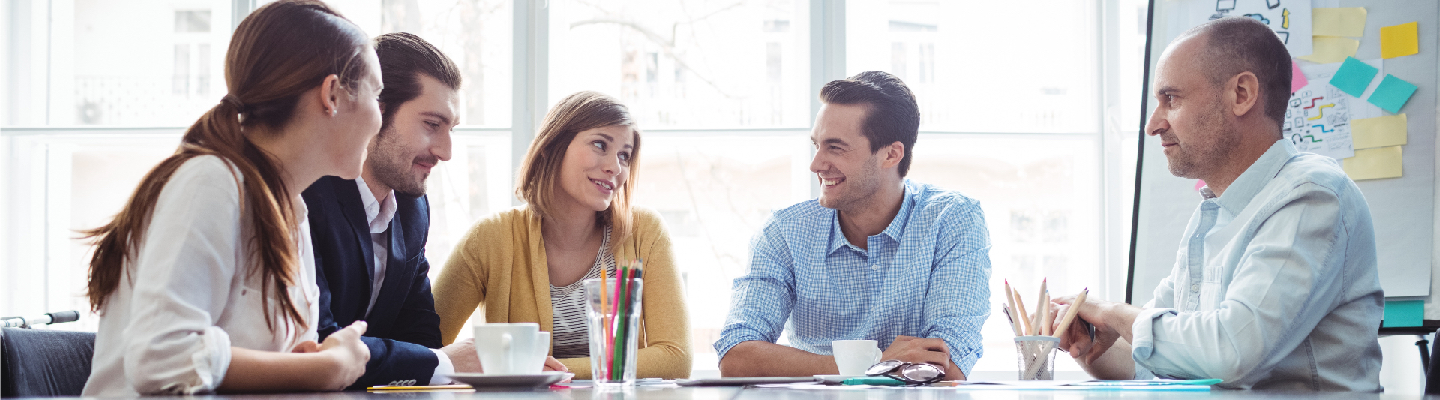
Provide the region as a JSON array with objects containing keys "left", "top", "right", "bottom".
[
  {"left": 548, "top": 0, "right": 810, "bottom": 128},
  {"left": 2, "top": 0, "right": 1147, "bottom": 377}
]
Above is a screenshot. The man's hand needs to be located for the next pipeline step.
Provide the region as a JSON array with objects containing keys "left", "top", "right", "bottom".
[
  {"left": 881, "top": 336, "right": 952, "bottom": 370},
  {"left": 442, "top": 338, "right": 481, "bottom": 373},
  {"left": 1051, "top": 295, "right": 1142, "bottom": 380}
]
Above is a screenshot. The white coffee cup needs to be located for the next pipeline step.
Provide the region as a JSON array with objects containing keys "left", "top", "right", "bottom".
[
  {"left": 473, "top": 323, "right": 549, "bottom": 375},
  {"left": 832, "top": 339, "right": 882, "bottom": 376}
]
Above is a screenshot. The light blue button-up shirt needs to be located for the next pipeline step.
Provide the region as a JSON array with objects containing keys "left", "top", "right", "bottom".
[
  {"left": 1131, "top": 139, "right": 1383, "bottom": 391},
  {"left": 714, "top": 180, "right": 992, "bottom": 375}
]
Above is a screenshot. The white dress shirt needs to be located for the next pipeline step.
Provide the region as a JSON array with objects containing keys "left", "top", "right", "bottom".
[
  {"left": 1130, "top": 139, "right": 1384, "bottom": 390},
  {"left": 84, "top": 156, "right": 320, "bottom": 396},
  {"left": 352, "top": 176, "right": 454, "bottom": 384}
]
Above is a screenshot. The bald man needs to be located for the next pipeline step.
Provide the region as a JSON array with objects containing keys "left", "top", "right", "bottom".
[{"left": 1052, "top": 17, "right": 1382, "bottom": 391}]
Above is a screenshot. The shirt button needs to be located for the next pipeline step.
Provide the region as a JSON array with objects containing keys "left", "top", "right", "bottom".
[{"left": 1190, "top": 283, "right": 1200, "bottom": 292}]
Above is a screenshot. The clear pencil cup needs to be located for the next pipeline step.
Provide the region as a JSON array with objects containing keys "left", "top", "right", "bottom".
[
  {"left": 584, "top": 277, "right": 643, "bottom": 386},
  {"left": 1015, "top": 336, "right": 1059, "bottom": 380}
]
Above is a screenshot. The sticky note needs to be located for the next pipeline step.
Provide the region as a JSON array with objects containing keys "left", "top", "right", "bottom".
[
  {"left": 1297, "top": 36, "right": 1360, "bottom": 64},
  {"left": 1313, "top": 8, "right": 1367, "bottom": 37},
  {"left": 1383, "top": 300, "right": 1423, "bottom": 328},
  {"left": 1328, "top": 57, "right": 1379, "bottom": 97},
  {"left": 1290, "top": 60, "right": 1307, "bottom": 93},
  {"left": 1351, "top": 114, "right": 1407, "bottom": 149},
  {"left": 1367, "top": 74, "right": 1418, "bottom": 113},
  {"left": 1342, "top": 146, "right": 1402, "bottom": 180},
  {"left": 1380, "top": 22, "right": 1419, "bottom": 59}
]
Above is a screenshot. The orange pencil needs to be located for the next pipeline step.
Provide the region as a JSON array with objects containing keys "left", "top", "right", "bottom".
[{"left": 1013, "top": 286, "right": 1033, "bottom": 335}]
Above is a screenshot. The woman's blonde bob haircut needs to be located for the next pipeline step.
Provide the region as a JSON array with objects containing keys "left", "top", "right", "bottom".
[{"left": 516, "top": 91, "right": 641, "bottom": 249}]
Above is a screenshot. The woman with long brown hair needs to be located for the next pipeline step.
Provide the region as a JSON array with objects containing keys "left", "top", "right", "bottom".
[
  {"left": 82, "top": 0, "right": 380, "bottom": 395},
  {"left": 433, "top": 91, "right": 691, "bottom": 379}
]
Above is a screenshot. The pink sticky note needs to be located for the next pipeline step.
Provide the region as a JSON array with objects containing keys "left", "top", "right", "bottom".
[{"left": 1291, "top": 60, "right": 1308, "bottom": 93}]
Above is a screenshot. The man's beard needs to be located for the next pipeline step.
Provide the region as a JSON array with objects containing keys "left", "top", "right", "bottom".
[
  {"left": 1166, "top": 99, "right": 1238, "bottom": 180},
  {"left": 368, "top": 132, "right": 434, "bottom": 196}
]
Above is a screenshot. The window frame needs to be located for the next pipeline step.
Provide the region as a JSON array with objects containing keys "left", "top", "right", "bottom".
[{"left": 0, "top": 0, "right": 1140, "bottom": 378}]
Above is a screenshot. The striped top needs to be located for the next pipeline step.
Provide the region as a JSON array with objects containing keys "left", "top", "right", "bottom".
[{"left": 549, "top": 227, "right": 615, "bottom": 359}]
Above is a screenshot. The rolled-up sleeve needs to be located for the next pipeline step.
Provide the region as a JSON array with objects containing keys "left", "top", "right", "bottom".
[
  {"left": 1129, "top": 184, "right": 1345, "bottom": 383},
  {"left": 922, "top": 204, "right": 991, "bottom": 376},
  {"left": 714, "top": 219, "right": 796, "bottom": 360},
  {"left": 122, "top": 161, "right": 242, "bottom": 394}
]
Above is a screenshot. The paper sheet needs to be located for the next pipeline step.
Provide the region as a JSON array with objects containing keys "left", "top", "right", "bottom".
[
  {"left": 1367, "top": 74, "right": 1418, "bottom": 113},
  {"left": 1300, "top": 58, "right": 1386, "bottom": 120},
  {"left": 1380, "top": 21, "right": 1419, "bottom": 59},
  {"left": 1383, "top": 300, "right": 1424, "bottom": 328},
  {"left": 1189, "top": 0, "right": 1313, "bottom": 57},
  {"left": 1285, "top": 83, "right": 1356, "bottom": 159},
  {"left": 1312, "top": 7, "right": 1367, "bottom": 37},
  {"left": 1329, "top": 57, "right": 1379, "bottom": 97},
  {"left": 1351, "top": 114, "right": 1407, "bottom": 149},
  {"left": 1297, "top": 36, "right": 1358, "bottom": 64},
  {"left": 1342, "top": 146, "right": 1403, "bottom": 180}
]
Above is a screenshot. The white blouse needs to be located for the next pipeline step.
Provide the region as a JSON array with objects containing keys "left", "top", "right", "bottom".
[{"left": 83, "top": 156, "right": 320, "bottom": 396}]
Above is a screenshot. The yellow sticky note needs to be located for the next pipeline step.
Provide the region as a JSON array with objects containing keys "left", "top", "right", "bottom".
[
  {"left": 1381, "top": 22, "right": 1419, "bottom": 59},
  {"left": 1342, "top": 146, "right": 1403, "bottom": 180},
  {"left": 1352, "top": 114, "right": 1407, "bottom": 149},
  {"left": 1297, "top": 36, "right": 1360, "bottom": 64},
  {"left": 1313, "top": 8, "right": 1367, "bottom": 37}
]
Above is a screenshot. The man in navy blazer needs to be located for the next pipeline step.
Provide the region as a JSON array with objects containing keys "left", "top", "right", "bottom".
[{"left": 303, "top": 32, "right": 475, "bottom": 389}]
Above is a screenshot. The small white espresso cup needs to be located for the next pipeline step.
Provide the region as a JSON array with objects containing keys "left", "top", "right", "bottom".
[
  {"left": 473, "top": 323, "right": 548, "bottom": 374},
  {"left": 832, "top": 339, "right": 882, "bottom": 376}
]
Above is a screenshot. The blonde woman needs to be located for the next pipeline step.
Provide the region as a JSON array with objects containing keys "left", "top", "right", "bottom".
[{"left": 433, "top": 91, "right": 691, "bottom": 379}]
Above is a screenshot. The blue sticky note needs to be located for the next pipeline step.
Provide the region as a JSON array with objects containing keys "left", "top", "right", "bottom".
[
  {"left": 1329, "top": 57, "right": 1379, "bottom": 97},
  {"left": 1383, "top": 300, "right": 1423, "bottom": 328},
  {"left": 1368, "top": 74, "right": 1419, "bottom": 113}
]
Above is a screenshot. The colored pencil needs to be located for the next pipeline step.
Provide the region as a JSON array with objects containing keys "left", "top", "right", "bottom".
[
  {"left": 1013, "top": 286, "right": 1033, "bottom": 335},
  {"left": 1003, "top": 280, "right": 1024, "bottom": 336}
]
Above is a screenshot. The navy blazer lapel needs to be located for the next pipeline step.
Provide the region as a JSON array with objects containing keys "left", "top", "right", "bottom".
[
  {"left": 336, "top": 181, "right": 377, "bottom": 302},
  {"left": 368, "top": 216, "right": 412, "bottom": 327}
]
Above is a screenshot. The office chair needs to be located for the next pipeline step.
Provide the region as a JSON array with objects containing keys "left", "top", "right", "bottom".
[
  {"left": 1428, "top": 333, "right": 1440, "bottom": 394},
  {"left": 0, "top": 327, "right": 97, "bottom": 397}
]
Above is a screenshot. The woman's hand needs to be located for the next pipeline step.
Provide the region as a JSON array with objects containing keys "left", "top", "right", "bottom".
[
  {"left": 317, "top": 321, "right": 369, "bottom": 390},
  {"left": 542, "top": 357, "right": 571, "bottom": 382}
]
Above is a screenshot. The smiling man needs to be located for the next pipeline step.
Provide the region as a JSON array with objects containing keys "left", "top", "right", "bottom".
[
  {"left": 1053, "top": 17, "right": 1382, "bottom": 391},
  {"left": 715, "top": 71, "right": 992, "bottom": 380},
  {"left": 302, "top": 32, "right": 472, "bottom": 389}
]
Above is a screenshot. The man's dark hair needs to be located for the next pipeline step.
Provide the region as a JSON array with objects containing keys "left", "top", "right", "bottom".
[
  {"left": 818, "top": 71, "right": 921, "bottom": 177},
  {"left": 374, "top": 32, "right": 462, "bottom": 132},
  {"left": 1183, "top": 16, "right": 1292, "bottom": 131}
]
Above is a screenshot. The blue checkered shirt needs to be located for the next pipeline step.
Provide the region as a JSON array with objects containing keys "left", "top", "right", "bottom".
[{"left": 714, "top": 180, "right": 992, "bottom": 375}]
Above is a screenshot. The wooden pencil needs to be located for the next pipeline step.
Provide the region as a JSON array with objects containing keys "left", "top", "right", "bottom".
[
  {"left": 1013, "top": 286, "right": 1033, "bottom": 336},
  {"left": 1052, "top": 288, "right": 1089, "bottom": 339},
  {"left": 1003, "top": 280, "right": 1024, "bottom": 336}
]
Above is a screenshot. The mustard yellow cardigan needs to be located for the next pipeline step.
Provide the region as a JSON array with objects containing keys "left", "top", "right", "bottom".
[{"left": 433, "top": 206, "right": 692, "bottom": 379}]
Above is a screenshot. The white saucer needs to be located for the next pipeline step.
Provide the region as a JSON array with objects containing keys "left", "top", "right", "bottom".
[{"left": 447, "top": 371, "right": 572, "bottom": 387}]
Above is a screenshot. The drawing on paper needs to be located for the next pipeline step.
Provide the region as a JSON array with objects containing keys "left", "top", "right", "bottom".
[
  {"left": 1284, "top": 84, "right": 1355, "bottom": 159},
  {"left": 1199, "top": 0, "right": 1311, "bottom": 55}
]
